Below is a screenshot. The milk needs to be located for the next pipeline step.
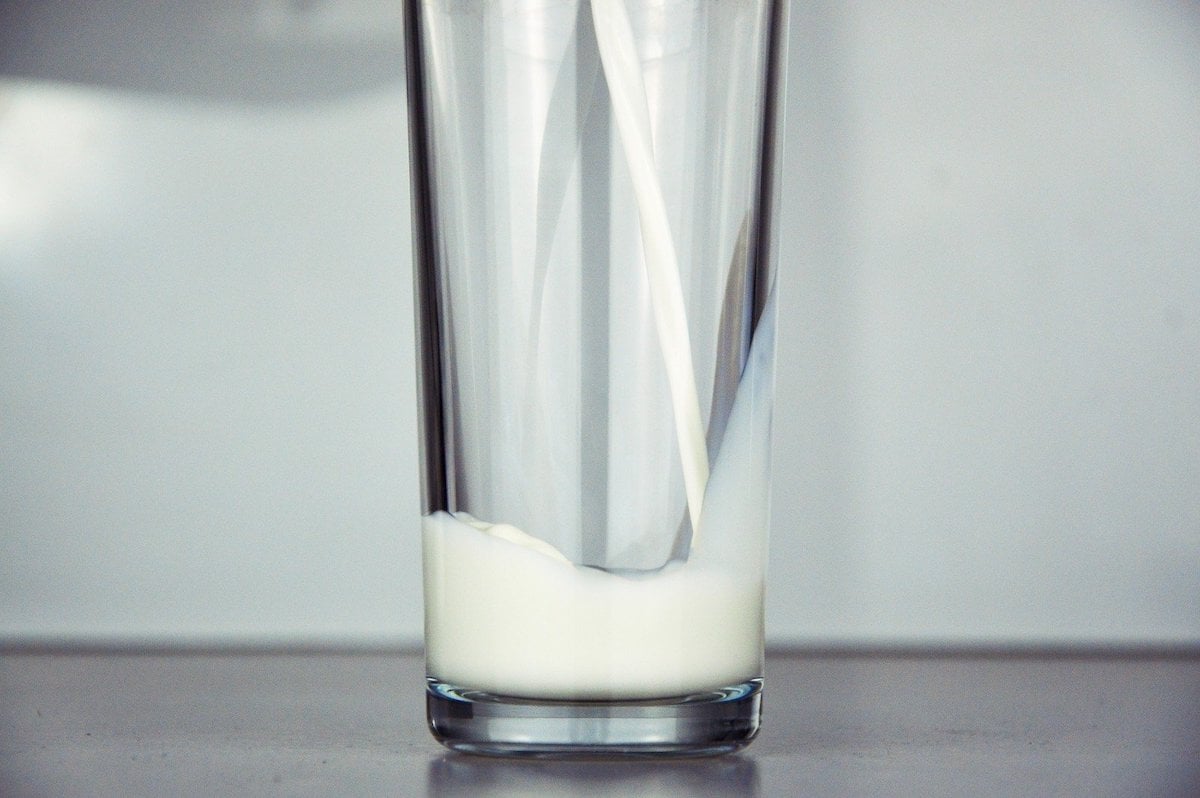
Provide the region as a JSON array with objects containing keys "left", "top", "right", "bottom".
[
  {"left": 423, "top": 289, "right": 776, "bottom": 700},
  {"left": 423, "top": 516, "right": 762, "bottom": 699},
  {"left": 589, "top": 0, "right": 710, "bottom": 532}
]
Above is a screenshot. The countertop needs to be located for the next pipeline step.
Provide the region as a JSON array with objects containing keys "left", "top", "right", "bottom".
[{"left": 2, "top": 648, "right": 1197, "bottom": 796}]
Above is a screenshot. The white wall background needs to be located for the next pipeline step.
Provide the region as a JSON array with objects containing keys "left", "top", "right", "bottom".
[{"left": 1, "top": 0, "right": 1198, "bottom": 647}]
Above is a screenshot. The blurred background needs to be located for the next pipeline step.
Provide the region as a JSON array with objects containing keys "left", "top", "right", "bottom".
[{"left": 1, "top": 0, "right": 1197, "bottom": 649}]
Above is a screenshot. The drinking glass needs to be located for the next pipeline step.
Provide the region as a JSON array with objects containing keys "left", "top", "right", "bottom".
[{"left": 404, "top": 0, "right": 787, "bottom": 756}]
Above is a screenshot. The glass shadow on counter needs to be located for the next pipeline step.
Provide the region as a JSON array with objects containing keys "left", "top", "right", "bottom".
[{"left": 426, "top": 753, "right": 759, "bottom": 798}]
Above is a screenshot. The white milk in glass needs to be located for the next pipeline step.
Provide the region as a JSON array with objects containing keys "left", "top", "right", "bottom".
[
  {"left": 423, "top": 291, "right": 776, "bottom": 700},
  {"left": 419, "top": 0, "right": 778, "bottom": 704}
]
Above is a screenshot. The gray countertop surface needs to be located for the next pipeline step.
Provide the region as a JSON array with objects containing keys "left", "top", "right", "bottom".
[{"left": 2, "top": 648, "right": 1197, "bottom": 796}]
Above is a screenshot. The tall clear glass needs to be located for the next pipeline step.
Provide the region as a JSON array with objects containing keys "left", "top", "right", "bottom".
[{"left": 404, "top": 0, "right": 787, "bottom": 756}]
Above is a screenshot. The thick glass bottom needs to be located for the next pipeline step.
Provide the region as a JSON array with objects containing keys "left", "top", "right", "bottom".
[{"left": 425, "top": 678, "right": 762, "bottom": 758}]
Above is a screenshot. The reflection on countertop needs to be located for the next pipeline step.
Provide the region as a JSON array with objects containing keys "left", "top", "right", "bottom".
[
  {"left": 1, "top": 647, "right": 1197, "bottom": 796},
  {"left": 427, "top": 753, "right": 758, "bottom": 798}
]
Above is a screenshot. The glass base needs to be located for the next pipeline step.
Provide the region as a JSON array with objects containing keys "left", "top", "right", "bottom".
[{"left": 425, "top": 678, "right": 762, "bottom": 758}]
